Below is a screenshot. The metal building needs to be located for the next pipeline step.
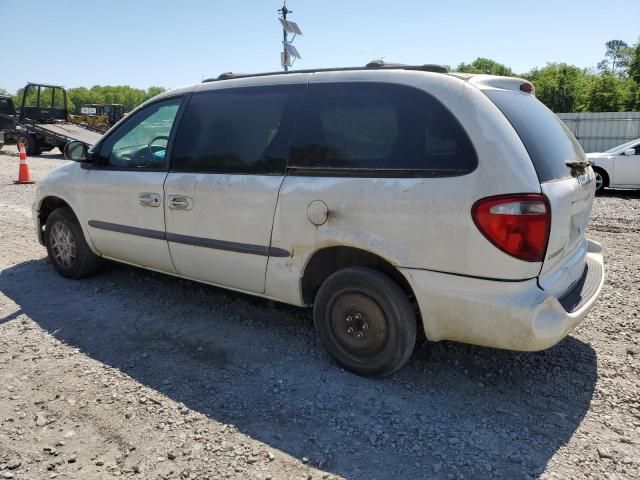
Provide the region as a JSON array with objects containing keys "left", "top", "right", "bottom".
[{"left": 557, "top": 112, "right": 640, "bottom": 153}]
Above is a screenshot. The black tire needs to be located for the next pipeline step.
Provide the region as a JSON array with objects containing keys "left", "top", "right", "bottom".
[
  {"left": 313, "top": 267, "right": 417, "bottom": 377},
  {"left": 58, "top": 143, "right": 67, "bottom": 154},
  {"left": 16, "top": 133, "right": 38, "bottom": 156},
  {"left": 44, "top": 207, "right": 102, "bottom": 279},
  {"left": 593, "top": 168, "right": 609, "bottom": 194}
]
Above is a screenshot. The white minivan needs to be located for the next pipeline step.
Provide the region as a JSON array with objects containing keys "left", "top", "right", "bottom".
[{"left": 34, "top": 63, "right": 604, "bottom": 377}]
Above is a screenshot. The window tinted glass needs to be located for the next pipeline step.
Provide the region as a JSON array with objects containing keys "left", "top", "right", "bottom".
[
  {"left": 289, "top": 82, "right": 477, "bottom": 175},
  {"left": 486, "top": 90, "right": 583, "bottom": 182},
  {"left": 604, "top": 139, "right": 640, "bottom": 154},
  {"left": 171, "top": 85, "right": 304, "bottom": 174},
  {"left": 97, "top": 98, "right": 181, "bottom": 169},
  {"left": 0, "top": 98, "right": 12, "bottom": 114}
]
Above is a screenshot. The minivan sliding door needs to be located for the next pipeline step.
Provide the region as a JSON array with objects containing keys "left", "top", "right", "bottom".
[{"left": 164, "top": 83, "right": 305, "bottom": 293}]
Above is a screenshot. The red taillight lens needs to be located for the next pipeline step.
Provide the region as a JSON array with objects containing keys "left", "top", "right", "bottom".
[{"left": 472, "top": 194, "right": 551, "bottom": 262}]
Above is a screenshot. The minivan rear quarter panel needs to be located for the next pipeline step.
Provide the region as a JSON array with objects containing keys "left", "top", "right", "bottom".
[{"left": 266, "top": 71, "right": 544, "bottom": 305}]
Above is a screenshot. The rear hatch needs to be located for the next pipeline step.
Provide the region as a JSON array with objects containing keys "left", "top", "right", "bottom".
[{"left": 482, "top": 85, "right": 595, "bottom": 298}]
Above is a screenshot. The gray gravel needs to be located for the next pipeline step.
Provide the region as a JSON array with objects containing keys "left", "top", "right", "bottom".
[{"left": 0, "top": 146, "right": 639, "bottom": 479}]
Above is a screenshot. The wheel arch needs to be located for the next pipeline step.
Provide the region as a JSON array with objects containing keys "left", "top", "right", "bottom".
[
  {"left": 300, "top": 245, "right": 420, "bottom": 317},
  {"left": 37, "top": 196, "right": 77, "bottom": 242}
]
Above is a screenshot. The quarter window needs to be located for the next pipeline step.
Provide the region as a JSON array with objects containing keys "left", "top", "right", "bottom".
[
  {"left": 170, "top": 85, "right": 304, "bottom": 174},
  {"left": 96, "top": 98, "right": 181, "bottom": 169},
  {"left": 289, "top": 82, "right": 477, "bottom": 175}
]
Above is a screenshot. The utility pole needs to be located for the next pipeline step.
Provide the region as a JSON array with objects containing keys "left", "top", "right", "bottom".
[
  {"left": 278, "top": 2, "right": 291, "bottom": 71},
  {"left": 278, "top": 1, "right": 302, "bottom": 72}
]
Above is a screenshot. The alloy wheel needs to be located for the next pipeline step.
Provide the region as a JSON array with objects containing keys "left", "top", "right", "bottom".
[{"left": 50, "top": 222, "right": 77, "bottom": 268}]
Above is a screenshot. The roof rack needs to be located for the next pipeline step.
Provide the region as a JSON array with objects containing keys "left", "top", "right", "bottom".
[{"left": 203, "top": 60, "right": 448, "bottom": 83}]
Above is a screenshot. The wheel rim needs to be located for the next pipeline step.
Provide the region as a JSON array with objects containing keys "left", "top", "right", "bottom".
[
  {"left": 50, "top": 222, "right": 77, "bottom": 268},
  {"left": 328, "top": 291, "right": 389, "bottom": 360},
  {"left": 595, "top": 172, "right": 603, "bottom": 190}
]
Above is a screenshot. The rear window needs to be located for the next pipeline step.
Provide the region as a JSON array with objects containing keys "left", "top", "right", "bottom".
[
  {"left": 486, "top": 90, "right": 584, "bottom": 182},
  {"left": 289, "top": 82, "right": 477, "bottom": 176}
]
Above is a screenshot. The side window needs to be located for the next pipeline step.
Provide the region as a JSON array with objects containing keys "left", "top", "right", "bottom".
[
  {"left": 96, "top": 98, "right": 181, "bottom": 169},
  {"left": 170, "top": 84, "right": 304, "bottom": 174},
  {"left": 289, "top": 82, "right": 477, "bottom": 175},
  {"left": 0, "top": 98, "right": 12, "bottom": 114}
]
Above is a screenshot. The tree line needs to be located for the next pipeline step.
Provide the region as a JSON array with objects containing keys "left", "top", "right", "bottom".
[
  {"left": 455, "top": 38, "right": 640, "bottom": 112},
  {"left": 2, "top": 38, "right": 639, "bottom": 114},
  {"left": 7, "top": 85, "right": 167, "bottom": 115}
]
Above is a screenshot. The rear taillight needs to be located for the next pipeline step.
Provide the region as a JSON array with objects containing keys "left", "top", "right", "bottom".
[{"left": 472, "top": 194, "right": 551, "bottom": 262}]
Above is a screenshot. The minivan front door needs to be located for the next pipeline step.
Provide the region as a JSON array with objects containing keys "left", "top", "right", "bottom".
[
  {"left": 164, "top": 83, "right": 306, "bottom": 293},
  {"left": 82, "top": 97, "right": 183, "bottom": 273}
]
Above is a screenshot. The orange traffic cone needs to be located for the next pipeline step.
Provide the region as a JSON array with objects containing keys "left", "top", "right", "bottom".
[{"left": 15, "top": 143, "right": 35, "bottom": 184}]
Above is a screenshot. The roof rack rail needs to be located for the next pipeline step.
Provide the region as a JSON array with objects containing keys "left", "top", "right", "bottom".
[
  {"left": 365, "top": 60, "right": 448, "bottom": 73},
  {"left": 202, "top": 61, "right": 449, "bottom": 83}
]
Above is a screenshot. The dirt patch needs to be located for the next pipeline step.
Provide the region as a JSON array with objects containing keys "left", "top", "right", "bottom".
[{"left": 0, "top": 146, "right": 639, "bottom": 479}]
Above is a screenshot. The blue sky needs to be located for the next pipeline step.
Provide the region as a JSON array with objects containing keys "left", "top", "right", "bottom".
[{"left": 0, "top": 0, "right": 637, "bottom": 93}]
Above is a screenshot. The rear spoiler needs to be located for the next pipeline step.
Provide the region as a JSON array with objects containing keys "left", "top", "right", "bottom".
[{"left": 467, "top": 75, "right": 535, "bottom": 95}]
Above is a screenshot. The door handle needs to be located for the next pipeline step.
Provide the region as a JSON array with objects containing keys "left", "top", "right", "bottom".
[
  {"left": 168, "top": 195, "right": 193, "bottom": 211},
  {"left": 138, "top": 192, "right": 160, "bottom": 207}
]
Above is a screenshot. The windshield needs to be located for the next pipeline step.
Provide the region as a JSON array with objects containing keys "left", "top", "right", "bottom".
[{"left": 604, "top": 138, "right": 640, "bottom": 155}]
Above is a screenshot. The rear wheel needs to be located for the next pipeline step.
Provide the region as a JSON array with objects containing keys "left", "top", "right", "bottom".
[
  {"left": 594, "top": 168, "right": 609, "bottom": 193},
  {"left": 45, "top": 207, "right": 103, "bottom": 279},
  {"left": 313, "top": 267, "right": 417, "bottom": 377},
  {"left": 16, "top": 133, "right": 38, "bottom": 156}
]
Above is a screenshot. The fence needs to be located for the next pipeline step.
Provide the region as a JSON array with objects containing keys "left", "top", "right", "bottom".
[{"left": 557, "top": 112, "right": 640, "bottom": 153}]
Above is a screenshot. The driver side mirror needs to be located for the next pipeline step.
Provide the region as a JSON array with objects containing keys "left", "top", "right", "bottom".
[
  {"left": 64, "top": 141, "right": 89, "bottom": 162},
  {"left": 624, "top": 148, "right": 636, "bottom": 156}
]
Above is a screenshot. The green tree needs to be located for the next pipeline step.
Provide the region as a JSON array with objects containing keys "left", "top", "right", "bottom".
[
  {"left": 628, "top": 39, "right": 640, "bottom": 83},
  {"left": 63, "top": 85, "right": 166, "bottom": 113},
  {"left": 457, "top": 57, "right": 514, "bottom": 76},
  {"left": 579, "top": 73, "right": 625, "bottom": 112},
  {"left": 598, "top": 40, "right": 631, "bottom": 75},
  {"left": 144, "top": 87, "right": 166, "bottom": 101},
  {"left": 525, "top": 63, "right": 585, "bottom": 112}
]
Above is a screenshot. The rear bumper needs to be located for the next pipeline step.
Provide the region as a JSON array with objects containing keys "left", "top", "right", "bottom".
[{"left": 401, "top": 239, "right": 604, "bottom": 351}]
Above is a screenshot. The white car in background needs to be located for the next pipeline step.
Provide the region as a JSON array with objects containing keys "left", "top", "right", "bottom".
[{"left": 587, "top": 138, "right": 640, "bottom": 192}]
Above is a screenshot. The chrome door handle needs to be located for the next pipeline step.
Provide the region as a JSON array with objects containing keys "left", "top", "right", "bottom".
[
  {"left": 138, "top": 192, "right": 160, "bottom": 207},
  {"left": 168, "top": 195, "right": 193, "bottom": 211}
]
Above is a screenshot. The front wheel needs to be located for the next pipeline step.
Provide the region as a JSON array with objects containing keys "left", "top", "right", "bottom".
[
  {"left": 313, "top": 267, "right": 417, "bottom": 377},
  {"left": 45, "top": 207, "right": 103, "bottom": 279}
]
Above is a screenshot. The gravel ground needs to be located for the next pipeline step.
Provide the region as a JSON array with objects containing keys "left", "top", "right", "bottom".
[{"left": 0, "top": 146, "right": 638, "bottom": 480}]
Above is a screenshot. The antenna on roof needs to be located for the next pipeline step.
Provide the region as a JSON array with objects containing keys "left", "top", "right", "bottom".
[{"left": 278, "top": 1, "right": 302, "bottom": 72}]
